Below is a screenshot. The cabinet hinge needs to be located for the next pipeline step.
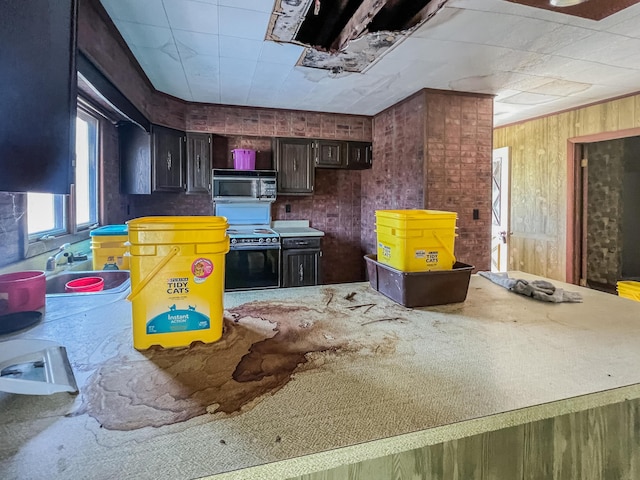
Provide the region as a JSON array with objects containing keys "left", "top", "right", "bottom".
[{"left": 581, "top": 158, "right": 587, "bottom": 167}]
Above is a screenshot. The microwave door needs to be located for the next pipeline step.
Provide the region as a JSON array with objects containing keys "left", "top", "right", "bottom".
[{"left": 215, "top": 179, "right": 258, "bottom": 199}]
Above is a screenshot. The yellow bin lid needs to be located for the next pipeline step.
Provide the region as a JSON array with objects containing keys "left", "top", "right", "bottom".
[
  {"left": 375, "top": 209, "right": 458, "bottom": 218},
  {"left": 127, "top": 216, "right": 228, "bottom": 231}
]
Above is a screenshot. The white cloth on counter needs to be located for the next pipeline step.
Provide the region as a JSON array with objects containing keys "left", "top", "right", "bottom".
[{"left": 478, "top": 271, "right": 583, "bottom": 303}]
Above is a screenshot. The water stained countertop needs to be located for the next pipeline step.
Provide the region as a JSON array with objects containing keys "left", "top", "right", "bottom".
[
  {"left": 5, "top": 277, "right": 639, "bottom": 480},
  {"left": 79, "top": 287, "right": 403, "bottom": 430}
]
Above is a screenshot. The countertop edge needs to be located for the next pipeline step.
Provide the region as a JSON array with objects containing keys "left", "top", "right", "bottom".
[
  {"left": 205, "top": 383, "right": 640, "bottom": 479},
  {"left": 273, "top": 228, "right": 325, "bottom": 238}
]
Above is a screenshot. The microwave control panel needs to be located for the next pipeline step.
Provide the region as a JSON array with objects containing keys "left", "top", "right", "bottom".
[{"left": 260, "top": 179, "right": 277, "bottom": 199}]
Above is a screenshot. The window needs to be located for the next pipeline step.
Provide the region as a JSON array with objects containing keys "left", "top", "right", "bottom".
[
  {"left": 27, "top": 106, "right": 99, "bottom": 239},
  {"left": 75, "top": 109, "right": 99, "bottom": 228}
]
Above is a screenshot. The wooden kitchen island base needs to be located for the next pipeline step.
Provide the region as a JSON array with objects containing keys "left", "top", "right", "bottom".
[{"left": 1, "top": 273, "right": 640, "bottom": 479}]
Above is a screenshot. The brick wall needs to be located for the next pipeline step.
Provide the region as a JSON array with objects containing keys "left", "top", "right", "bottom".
[
  {"left": 185, "top": 104, "right": 372, "bottom": 141},
  {"left": 364, "top": 90, "right": 492, "bottom": 272},
  {"left": 424, "top": 92, "right": 493, "bottom": 271},
  {"left": 78, "top": 0, "right": 156, "bottom": 121},
  {"left": 273, "top": 169, "right": 363, "bottom": 284},
  {"left": 362, "top": 93, "right": 426, "bottom": 254}
]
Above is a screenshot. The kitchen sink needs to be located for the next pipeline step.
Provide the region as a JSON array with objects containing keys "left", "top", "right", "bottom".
[{"left": 46, "top": 270, "right": 131, "bottom": 296}]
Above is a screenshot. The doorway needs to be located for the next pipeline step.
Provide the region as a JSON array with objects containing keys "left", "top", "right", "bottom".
[
  {"left": 491, "top": 147, "right": 510, "bottom": 272},
  {"left": 569, "top": 136, "right": 640, "bottom": 291}
]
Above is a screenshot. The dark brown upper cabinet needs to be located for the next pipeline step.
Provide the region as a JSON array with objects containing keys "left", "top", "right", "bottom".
[
  {"left": 346, "top": 142, "right": 373, "bottom": 169},
  {"left": 314, "top": 140, "right": 345, "bottom": 168},
  {"left": 119, "top": 122, "right": 151, "bottom": 194},
  {"left": 153, "top": 125, "right": 185, "bottom": 192},
  {"left": 119, "top": 123, "right": 186, "bottom": 194},
  {"left": 186, "top": 133, "right": 212, "bottom": 194},
  {"left": 0, "top": 0, "right": 78, "bottom": 194},
  {"left": 314, "top": 140, "right": 372, "bottom": 170},
  {"left": 274, "top": 138, "right": 315, "bottom": 195}
]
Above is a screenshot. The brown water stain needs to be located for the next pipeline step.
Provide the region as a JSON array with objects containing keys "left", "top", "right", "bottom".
[{"left": 78, "top": 299, "right": 398, "bottom": 431}]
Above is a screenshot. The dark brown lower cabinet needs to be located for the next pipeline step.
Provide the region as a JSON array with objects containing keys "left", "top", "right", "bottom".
[{"left": 281, "top": 237, "right": 322, "bottom": 288}]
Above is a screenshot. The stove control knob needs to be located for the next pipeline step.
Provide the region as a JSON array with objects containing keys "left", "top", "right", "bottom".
[
  {"left": 258, "top": 237, "right": 264, "bottom": 243},
  {"left": 231, "top": 238, "right": 237, "bottom": 244}
]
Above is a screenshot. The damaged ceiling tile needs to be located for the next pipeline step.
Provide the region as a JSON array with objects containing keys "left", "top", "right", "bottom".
[{"left": 267, "top": 0, "right": 450, "bottom": 73}]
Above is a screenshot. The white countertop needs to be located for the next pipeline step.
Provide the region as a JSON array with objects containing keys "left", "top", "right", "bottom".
[
  {"left": 271, "top": 220, "right": 324, "bottom": 237},
  {"left": 2, "top": 274, "right": 640, "bottom": 479}
]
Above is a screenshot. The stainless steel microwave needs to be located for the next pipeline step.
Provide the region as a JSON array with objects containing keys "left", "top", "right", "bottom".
[{"left": 212, "top": 169, "right": 277, "bottom": 202}]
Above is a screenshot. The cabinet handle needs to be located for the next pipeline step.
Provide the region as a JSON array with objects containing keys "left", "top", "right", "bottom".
[
  {"left": 356, "top": 149, "right": 361, "bottom": 161},
  {"left": 293, "top": 158, "right": 298, "bottom": 172},
  {"left": 299, "top": 264, "right": 304, "bottom": 282},
  {"left": 328, "top": 148, "right": 332, "bottom": 159},
  {"left": 167, "top": 151, "right": 172, "bottom": 170},
  {"left": 196, "top": 154, "right": 201, "bottom": 171}
]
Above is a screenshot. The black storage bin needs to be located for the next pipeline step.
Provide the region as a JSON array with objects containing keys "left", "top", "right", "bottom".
[{"left": 364, "top": 254, "right": 473, "bottom": 307}]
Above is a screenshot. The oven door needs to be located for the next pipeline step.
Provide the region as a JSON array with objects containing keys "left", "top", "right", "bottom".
[{"left": 225, "top": 244, "right": 280, "bottom": 291}]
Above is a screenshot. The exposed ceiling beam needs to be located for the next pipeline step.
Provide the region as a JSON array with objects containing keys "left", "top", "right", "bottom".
[
  {"left": 404, "top": 0, "right": 449, "bottom": 30},
  {"left": 329, "top": 0, "right": 394, "bottom": 52}
]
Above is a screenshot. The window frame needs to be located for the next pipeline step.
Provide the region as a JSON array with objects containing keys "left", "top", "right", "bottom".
[
  {"left": 74, "top": 106, "right": 99, "bottom": 231},
  {"left": 24, "top": 99, "right": 101, "bottom": 256}
]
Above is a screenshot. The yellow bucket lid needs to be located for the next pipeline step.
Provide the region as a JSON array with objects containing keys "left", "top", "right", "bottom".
[
  {"left": 127, "top": 216, "right": 228, "bottom": 231},
  {"left": 375, "top": 209, "right": 458, "bottom": 218}
]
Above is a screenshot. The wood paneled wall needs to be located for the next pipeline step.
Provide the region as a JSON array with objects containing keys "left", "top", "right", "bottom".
[
  {"left": 493, "top": 94, "right": 640, "bottom": 281},
  {"left": 289, "top": 397, "right": 640, "bottom": 480}
]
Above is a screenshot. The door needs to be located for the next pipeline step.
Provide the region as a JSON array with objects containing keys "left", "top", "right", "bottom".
[
  {"left": 225, "top": 246, "right": 280, "bottom": 291},
  {"left": 275, "top": 138, "right": 314, "bottom": 194},
  {"left": 153, "top": 125, "right": 185, "bottom": 192},
  {"left": 491, "top": 147, "right": 510, "bottom": 272},
  {"left": 315, "top": 140, "right": 344, "bottom": 168},
  {"left": 282, "top": 249, "right": 321, "bottom": 287},
  {"left": 186, "top": 133, "right": 212, "bottom": 194},
  {"left": 346, "top": 142, "right": 372, "bottom": 169}
]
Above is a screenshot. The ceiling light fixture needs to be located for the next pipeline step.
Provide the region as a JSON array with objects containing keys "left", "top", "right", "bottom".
[{"left": 549, "top": 0, "right": 588, "bottom": 6}]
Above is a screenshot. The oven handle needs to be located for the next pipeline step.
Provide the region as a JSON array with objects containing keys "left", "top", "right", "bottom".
[{"left": 229, "top": 244, "right": 281, "bottom": 251}]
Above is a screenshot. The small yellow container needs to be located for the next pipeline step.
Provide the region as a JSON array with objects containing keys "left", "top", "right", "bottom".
[
  {"left": 90, "top": 225, "right": 130, "bottom": 270},
  {"left": 126, "top": 216, "right": 229, "bottom": 350},
  {"left": 375, "top": 209, "right": 457, "bottom": 272},
  {"left": 617, "top": 280, "right": 640, "bottom": 302}
]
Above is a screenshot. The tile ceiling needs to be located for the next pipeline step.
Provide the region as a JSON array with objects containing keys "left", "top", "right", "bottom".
[{"left": 99, "top": 0, "right": 640, "bottom": 127}]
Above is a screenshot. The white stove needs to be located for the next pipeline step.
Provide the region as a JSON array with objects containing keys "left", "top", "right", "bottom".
[{"left": 214, "top": 202, "right": 281, "bottom": 291}]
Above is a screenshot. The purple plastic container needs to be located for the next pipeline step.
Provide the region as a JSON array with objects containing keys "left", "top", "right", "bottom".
[{"left": 232, "top": 149, "right": 256, "bottom": 170}]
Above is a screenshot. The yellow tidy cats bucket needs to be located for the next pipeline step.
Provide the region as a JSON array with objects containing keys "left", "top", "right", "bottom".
[
  {"left": 126, "top": 216, "right": 229, "bottom": 350},
  {"left": 375, "top": 209, "right": 458, "bottom": 272}
]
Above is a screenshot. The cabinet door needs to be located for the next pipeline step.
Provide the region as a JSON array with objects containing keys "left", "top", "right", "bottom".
[
  {"left": 275, "top": 138, "right": 314, "bottom": 195},
  {"left": 315, "top": 140, "right": 345, "bottom": 168},
  {"left": 346, "top": 142, "right": 372, "bottom": 169},
  {"left": 0, "top": 0, "right": 77, "bottom": 194},
  {"left": 153, "top": 125, "right": 185, "bottom": 192},
  {"left": 119, "top": 122, "right": 152, "bottom": 194},
  {"left": 186, "top": 133, "right": 212, "bottom": 194},
  {"left": 282, "top": 249, "right": 322, "bottom": 287}
]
